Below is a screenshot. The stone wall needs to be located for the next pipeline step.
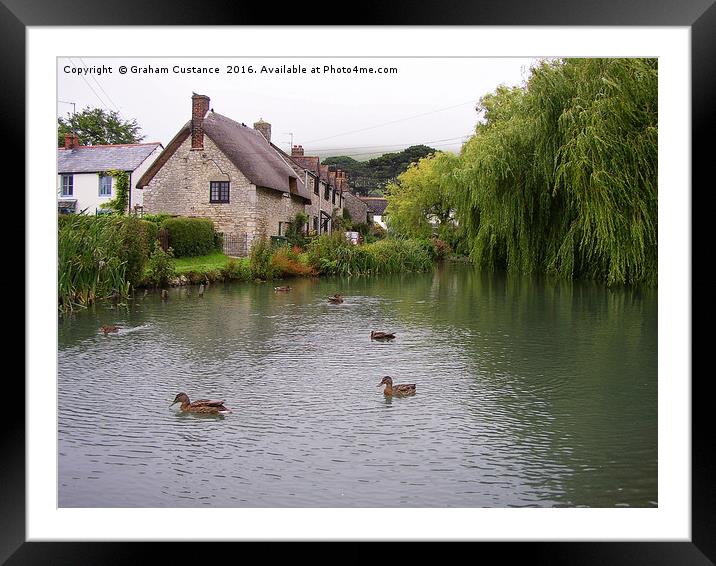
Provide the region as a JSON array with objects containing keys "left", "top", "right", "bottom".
[
  {"left": 255, "top": 186, "right": 306, "bottom": 240},
  {"left": 142, "top": 136, "right": 256, "bottom": 239},
  {"left": 143, "top": 134, "right": 332, "bottom": 247},
  {"left": 342, "top": 192, "right": 369, "bottom": 225}
]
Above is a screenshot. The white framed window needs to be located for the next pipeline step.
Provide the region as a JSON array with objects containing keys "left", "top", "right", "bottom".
[
  {"left": 61, "top": 174, "right": 73, "bottom": 196},
  {"left": 99, "top": 175, "right": 112, "bottom": 197}
]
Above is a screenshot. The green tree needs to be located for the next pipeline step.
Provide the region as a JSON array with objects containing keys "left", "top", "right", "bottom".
[
  {"left": 452, "top": 57, "right": 658, "bottom": 285},
  {"left": 323, "top": 145, "right": 437, "bottom": 195},
  {"left": 385, "top": 151, "right": 459, "bottom": 240},
  {"left": 58, "top": 107, "right": 145, "bottom": 146}
]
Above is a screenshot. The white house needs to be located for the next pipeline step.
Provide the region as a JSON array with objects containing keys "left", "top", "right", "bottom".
[
  {"left": 57, "top": 133, "right": 163, "bottom": 215},
  {"left": 359, "top": 196, "right": 388, "bottom": 229}
]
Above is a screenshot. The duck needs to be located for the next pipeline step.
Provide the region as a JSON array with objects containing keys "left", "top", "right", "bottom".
[
  {"left": 161, "top": 289, "right": 169, "bottom": 301},
  {"left": 377, "top": 376, "right": 416, "bottom": 397},
  {"left": 274, "top": 285, "right": 292, "bottom": 292},
  {"left": 99, "top": 324, "right": 120, "bottom": 335},
  {"left": 328, "top": 294, "right": 344, "bottom": 304},
  {"left": 170, "top": 392, "right": 232, "bottom": 414},
  {"left": 370, "top": 331, "right": 395, "bottom": 341},
  {"left": 198, "top": 284, "right": 205, "bottom": 297}
]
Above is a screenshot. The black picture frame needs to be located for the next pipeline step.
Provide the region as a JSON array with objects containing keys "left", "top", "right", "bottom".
[{"left": 9, "top": 1, "right": 708, "bottom": 564}]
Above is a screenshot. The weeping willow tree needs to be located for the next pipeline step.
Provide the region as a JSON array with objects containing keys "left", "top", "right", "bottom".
[{"left": 453, "top": 58, "right": 658, "bottom": 286}]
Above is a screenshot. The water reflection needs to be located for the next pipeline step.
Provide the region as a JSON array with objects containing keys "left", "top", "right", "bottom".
[{"left": 58, "top": 263, "right": 657, "bottom": 507}]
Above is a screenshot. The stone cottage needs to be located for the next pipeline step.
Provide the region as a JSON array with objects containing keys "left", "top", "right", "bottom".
[
  {"left": 288, "top": 145, "right": 370, "bottom": 233},
  {"left": 137, "top": 93, "right": 313, "bottom": 253}
]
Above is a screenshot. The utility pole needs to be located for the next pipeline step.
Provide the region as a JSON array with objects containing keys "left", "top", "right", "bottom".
[{"left": 59, "top": 100, "right": 76, "bottom": 115}]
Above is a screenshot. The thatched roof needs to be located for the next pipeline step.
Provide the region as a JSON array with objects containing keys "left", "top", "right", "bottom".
[{"left": 136, "top": 111, "right": 311, "bottom": 203}]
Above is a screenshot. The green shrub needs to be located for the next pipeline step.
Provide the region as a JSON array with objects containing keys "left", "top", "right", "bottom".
[
  {"left": 146, "top": 245, "right": 176, "bottom": 288},
  {"left": 213, "top": 231, "right": 224, "bottom": 251},
  {"left": 284, "top": 212, "right": 309, "bottom": 248},
  {"left": 143, "top": 213, "right": 173, "bottom": 226},
  {"left": 117, "top": 217, "right": 157, "bottom": 286},
  {"left": 162, "top": 217, "right": 215, "bottom": 257},
  {"left": 249, "top": 236, "right": 278, "bottom": 280},
  {"left": 222, "top": 258, "right": 251, "bottom": 281}
]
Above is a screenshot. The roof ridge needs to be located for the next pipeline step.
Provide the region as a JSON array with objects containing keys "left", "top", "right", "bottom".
[{"left": 68, "top": 142, "right": 162, "bottom": 148}]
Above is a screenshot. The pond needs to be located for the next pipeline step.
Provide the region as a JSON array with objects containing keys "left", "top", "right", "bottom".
[{"left": 58, "top": 262, "right": 657, "bottom": 507}]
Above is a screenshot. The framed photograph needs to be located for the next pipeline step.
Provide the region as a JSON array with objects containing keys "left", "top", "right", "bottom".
[{"left": 11, "top": 0, "right": 708, "bottom": 563}]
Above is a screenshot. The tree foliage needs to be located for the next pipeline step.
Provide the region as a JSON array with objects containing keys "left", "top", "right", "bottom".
[
  {"left": 384, "top": 58, "right": 658, "bottom": 286},
  {"left": 322, "top": 145, "right": 437, "bottom": 195},
  {"left": 385, "top": 151, "right": 460, "bottom": 241},
  {"left": 455, "top": 58, "right": 657, "bottom": 285},
  {"left": 103, "top": 170, "right": 130, "bottom": 214},
  {"left": 58, "top": 106, "right": 145, "bottom": 146}
]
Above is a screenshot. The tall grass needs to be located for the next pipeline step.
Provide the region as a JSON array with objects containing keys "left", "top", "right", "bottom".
[
  {"left": 307, "top": 233, "right": 434, "bottom": 276},
  {"left": 58, "top": 215, "right": 155, "bottom": 310},
  {"left": 58, "top": 216, "right": 128, "bottom": 310}
]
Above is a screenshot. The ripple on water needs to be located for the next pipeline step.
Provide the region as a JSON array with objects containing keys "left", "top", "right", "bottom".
[{"left": 58, "top": 267, "right": 657, "bottom": 507}]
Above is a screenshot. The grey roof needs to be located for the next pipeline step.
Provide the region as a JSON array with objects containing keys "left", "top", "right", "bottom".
[
  {"left": 360, "top": 197, "right": 388, "bottom": 215},
  {"left": 202, "top": 112, "right": 310, "bottom": 201},
  {"left": 57, "top": 143, "right": 162, "bottom": 174}
]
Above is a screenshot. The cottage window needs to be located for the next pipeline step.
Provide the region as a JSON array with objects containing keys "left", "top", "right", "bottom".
[
  {"left": 324, "top": 183, "right": 330, "bottom": 200},
  {"left": 61, "top": 174, "right": 73, "bottom": 196},
  {"left": 210, "top": 181, "right": 230, "bottom": 203},
  {"left": 99, "top": 175, "right": 112, "bottom": 196},
  {"left": 312, "top": 177, "right": 319, "bottom": 196},
  {"left": 332, "top": 190, "right": 336, "bottom": 205}
]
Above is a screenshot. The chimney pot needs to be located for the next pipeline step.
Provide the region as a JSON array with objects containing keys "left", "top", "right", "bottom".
[
  {"left": 64, "top": 133, "right": 81, "bottom": 149},
  {"left": 291, "top": 144, "right": 304, "bottom": 157},
  {"left": 191, "top": 93, "right": 210, "bottom": 150},
  {"left": 254, "top": 119, "right": 272, "bottom": 143}
]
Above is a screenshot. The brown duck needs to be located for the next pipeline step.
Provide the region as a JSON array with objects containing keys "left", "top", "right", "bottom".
[
  {"left": 328, "top": 294, "right": 344, "bottom": 304},
  {"left": 170, "top": 392, "right": 232, "bottom": 414},
  {"left": 99, "top": 324, "right": 120, "bottom": 335},
  {"left": 378, "top": 376, "right": 416, "bottom": 397},
  {"left": 274, "top": 286, "right": 292, "bottom": 292},
  {"left": 370, "top": 331, "right": 395, "bottom": 341}
]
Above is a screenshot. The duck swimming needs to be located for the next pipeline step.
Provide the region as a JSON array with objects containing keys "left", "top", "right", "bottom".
[
  {"left": 328, "top": 294, "right": 344, "bottom": 304},
  {"left": 274, "top": 286, "right": 292, "bottom": 292},
  {"left": 377, "top": 376, "right": 416, "bottom": 397},
  {"left": 170, "top": 392, "right": 231, "bottom": 414},
  {"left": 99, "top": 325, "right": 120, "bottom": 335},
  {"left": 370, "top": 331, "right": 395, "bottom": 341}
]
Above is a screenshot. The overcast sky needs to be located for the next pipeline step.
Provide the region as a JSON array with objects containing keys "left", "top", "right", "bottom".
[{"left": 57, "top": 57, "right": 538, "bottom": 159}]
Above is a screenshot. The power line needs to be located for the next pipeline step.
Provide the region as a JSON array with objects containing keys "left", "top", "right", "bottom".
[
  {"left": 307, "top": 134, "right": 473, "bottom": 153},
  {"left": 78, "top": 57, "right": 120, "bottom": 112},
  {"left": 320, "top": 140, "right": 466, "bottom": 159},
  {"left": 68, "top": 57, "right": 111, "bottom": 111},
  {"left": 302, "top": 100, "right": 476, "bottom": 144}
]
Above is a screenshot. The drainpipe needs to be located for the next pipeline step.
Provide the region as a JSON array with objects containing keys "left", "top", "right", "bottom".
[{"left": 127, "top": 171, "right": 132, "bottom": 214}]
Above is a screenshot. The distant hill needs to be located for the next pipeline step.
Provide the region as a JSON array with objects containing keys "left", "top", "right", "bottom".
[{"left": 322, "top": 145, "right": 437, "bottom": 196}]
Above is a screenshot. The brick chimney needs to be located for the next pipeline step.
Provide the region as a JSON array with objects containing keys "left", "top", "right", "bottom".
[
  {"left": 291, "top": 145, "right": 304, "bottom": 157},
  {"left": 63, "top": 133, "right": 81, "bottom": 149},
  {"left": 191, "top": 93, "right": 210, "bottom": 150},
  {"left": 254, "top": 118, "right": 271, "bottom": 143}
]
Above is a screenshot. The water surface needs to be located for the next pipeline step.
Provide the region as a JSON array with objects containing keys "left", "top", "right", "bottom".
[{"left": 58, "top": 263, "right": 657, "bottom": 507}]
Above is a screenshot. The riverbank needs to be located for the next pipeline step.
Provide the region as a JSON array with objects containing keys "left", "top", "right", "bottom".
[{"left": 137, "top": 234, "right": 451, "bottom": 289}]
